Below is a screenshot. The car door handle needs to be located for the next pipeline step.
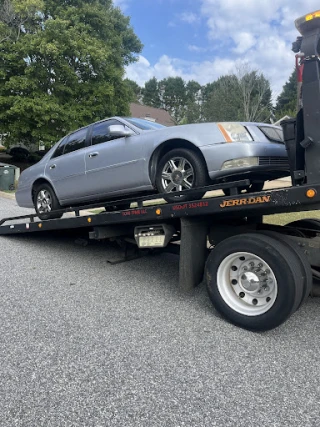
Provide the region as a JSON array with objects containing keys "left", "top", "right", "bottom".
[
  {"left": 49, "top": 164, "right": 56, "bottom": 169},
  {"left": 89, "top": 152, "right": 99, "bottom": 158}
]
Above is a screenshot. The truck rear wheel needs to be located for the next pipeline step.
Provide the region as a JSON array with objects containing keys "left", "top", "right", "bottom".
[
  {"left": 254, "top": 230, "right": 312, "bottom": 307},
  {"left": 205, "top": 233, "right": 305, "bottom": 331}
]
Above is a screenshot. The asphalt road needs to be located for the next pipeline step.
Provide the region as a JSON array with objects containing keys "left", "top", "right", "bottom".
[{"left": 1, "top": 196, "right": 320, "bottom": 427}]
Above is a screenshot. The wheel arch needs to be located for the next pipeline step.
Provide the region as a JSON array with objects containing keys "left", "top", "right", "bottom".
[
  {"left": 149, "top": 138, "right": 209, "bottom": 186},
  {"left": 31, "top": 178, "right": 53, "bottom": 202}
]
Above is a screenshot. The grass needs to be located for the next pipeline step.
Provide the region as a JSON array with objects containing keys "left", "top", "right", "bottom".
[
  {"left": 89, "top": 208, "right": 105, "bottom": 214},
  {"left": 2, "top": 190, "right": 16, "bottom": 194},
  {"left": 264, "top": 210, "right": 320, "bottom": 226}
]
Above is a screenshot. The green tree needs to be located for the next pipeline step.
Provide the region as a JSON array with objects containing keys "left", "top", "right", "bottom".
[
  {"left": 201, "top": 82, "right": 216, "bottom": 103},
  {"left": 159, "top": 76, "right": 187, "bottom": 124},
  {"left": 237, "top": 68, "right": 272, "bottom": 122},
  {"left": 124, "top": 78, "right": 142, "bottom": 103},
  {"left": 142, "top": 77, "right": 161, "bottom": 108},
  {"left": 180, "top": 80, "right": 201, "bottom": 124},
  {"left": 202, "top": 69, "right": 272, "bottom": 123},
  {"left": 275, "top": 69, "right": 297, "bottom": 119},
  {"left": 202, "top": 75, "right": 242, "bottom": 122},
  {"left": 0, "top": 0, "right": 142, "bottom": 147}
]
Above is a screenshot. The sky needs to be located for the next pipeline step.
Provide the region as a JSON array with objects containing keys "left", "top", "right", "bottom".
[{"left": 114, "top": 0, "right": 320, "bottom": 99}]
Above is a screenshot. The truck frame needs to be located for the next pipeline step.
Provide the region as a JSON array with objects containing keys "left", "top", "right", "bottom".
[{"left": 1, "top": 10, "right": 320, "bottom": 331}]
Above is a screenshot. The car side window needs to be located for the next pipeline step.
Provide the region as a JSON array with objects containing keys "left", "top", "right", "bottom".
[
  {"left": 51, "top": 137, "right": 68, "bottom": 159},
  {"left": 64, "top": 128, "right": 88, "bottom": 155},
  {"left": 91, "top": 120, "right": 125, "bottom": 146}
]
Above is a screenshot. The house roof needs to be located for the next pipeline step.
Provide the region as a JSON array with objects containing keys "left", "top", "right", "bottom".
[{"left": 130, "top": 103, "right": 175, "bottom": 127}]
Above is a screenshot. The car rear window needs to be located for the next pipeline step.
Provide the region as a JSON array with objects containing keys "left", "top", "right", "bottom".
[
  {"left": 125, "top": 118, "right": 166, "bottom": 130},
  {"left": 259, "top": 126, "right": 284, "bottom": 143}
]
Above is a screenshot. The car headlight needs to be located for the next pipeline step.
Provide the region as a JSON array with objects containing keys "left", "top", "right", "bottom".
[
  {"left": 221, "top": 157, "right": 259, "bottom": 170},
  {"left": 218, "top": 123, "right": 253, "bottom": 142}
]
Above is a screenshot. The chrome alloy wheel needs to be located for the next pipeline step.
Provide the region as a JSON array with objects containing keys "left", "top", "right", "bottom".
[
  {"left": 217, "top": 252, "right": 278, "bottom": 316},
  {"left": 36, "top": 190, "right": 52, "bottom": 214},
  {"left": 161, "top": 157, "right": 195, "bottom": 193}
]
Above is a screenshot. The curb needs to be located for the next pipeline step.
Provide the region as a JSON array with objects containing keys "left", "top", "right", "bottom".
[{"left": 0, "top": 191, "right": 15, "bottom": 200}]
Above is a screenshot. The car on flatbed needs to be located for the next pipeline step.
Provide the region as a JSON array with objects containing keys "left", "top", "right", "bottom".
[{"left": 15, "top": 117, "right": 289, "bottom": 219}]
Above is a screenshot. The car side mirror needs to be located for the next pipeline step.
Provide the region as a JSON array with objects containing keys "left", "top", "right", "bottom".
[{"left": 109, "top": 125, "right": 133, "bottom": 137}]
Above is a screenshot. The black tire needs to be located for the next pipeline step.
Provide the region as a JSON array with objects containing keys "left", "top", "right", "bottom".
[
  {"left": 285, "top": 219, "right": 320, "bottom": 288},
  {"left": 104, "top": 203, "right": 131, "bottom": 212},
  {"left": 286, "top": 219, "right": 320, "bottom": 236},
  {"left": 156, "top": 148, "right": 207, "bottom": 202},
  {"left": 222, "top": 181, "right": 264, "bottom": 196},
  {"left": 205, "top": 233, "right": 305, "bottom": 331},
  {"left": 254, "top": 230, "right": 312, "bottom": 307},
  {"left": 34, "top": 183, "right": 63, "bottom": 220}
]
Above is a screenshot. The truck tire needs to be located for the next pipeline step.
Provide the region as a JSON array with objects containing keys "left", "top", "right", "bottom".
[
  {"left": 205, "top": 233, "right": 305, "bottom": 331},
  {"left": 254, "top": 230, "right": 312, "bottom": 307},
  {"left": 286, "top": 218, "right": 320, "bottom": 236}
]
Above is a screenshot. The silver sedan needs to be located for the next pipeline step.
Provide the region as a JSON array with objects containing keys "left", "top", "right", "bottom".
[{"left": 16, "top": 117, "right": 289, "bottom": 219}]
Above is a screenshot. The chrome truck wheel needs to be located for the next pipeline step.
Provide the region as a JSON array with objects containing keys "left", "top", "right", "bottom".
[
  {"left": 206, "top": 233, "right": 305, "bottom": 331},
  {"left": 217, "top": 252, "right": 277, "bottom": 316}
]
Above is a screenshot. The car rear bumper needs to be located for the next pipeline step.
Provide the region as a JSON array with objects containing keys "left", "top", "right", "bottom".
[{"left": 15, "top": 187, "right": 34, "bottom": 208}]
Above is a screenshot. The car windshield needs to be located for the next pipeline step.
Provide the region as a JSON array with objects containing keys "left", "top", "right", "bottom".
[{"left": 124, "top": 118, "right": 166, "bottom": 130}]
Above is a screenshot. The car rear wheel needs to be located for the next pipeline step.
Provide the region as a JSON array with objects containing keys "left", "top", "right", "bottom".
[
  {"left": 156, "top": 148, "right": 207, "bottom": 202},
  {"left": 104, "top": 203, "right": 131, "bottom": 212},
  {"left": 34, "top": 183, "right": 63, "bottom": 220}
]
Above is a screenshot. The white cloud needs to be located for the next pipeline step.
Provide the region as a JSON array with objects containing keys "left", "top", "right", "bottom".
[
  {"left": 113, "top": 0, "right": 130, "bottom": 11},
  {"left": 126, "top": 0, "right": 320, "bottom": 100},
  {"left": 232, "top": 32, "right": 256, "bottom": 54},
  {"left": 199, "top": 0, "right": 320, "bottom": 94},
  {"left": 180, "top": 11, "right": 200, "bottom": 24},
  {"left": 188, "top": 45, "right": 208, "bottom": 53},
  {"left": 126, "top": 54, "right": 239, "bottom": 87}
]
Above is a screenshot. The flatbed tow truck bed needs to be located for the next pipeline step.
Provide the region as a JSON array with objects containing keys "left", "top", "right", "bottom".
[
  {"left": 2, "top": 179, "right": 319, "bottom": 235},
  {"left": 2, "top": 10, "right": 320, "bottom": 331}
]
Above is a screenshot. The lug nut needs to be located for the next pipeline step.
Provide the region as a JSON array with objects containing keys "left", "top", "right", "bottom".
[{"left": 239, "top": 292, "right": 245, "bottom": 298}]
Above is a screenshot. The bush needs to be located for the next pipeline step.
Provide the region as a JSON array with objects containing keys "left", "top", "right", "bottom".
[{"left": 28, "top": 153, "right": 42, "bottom": 164}]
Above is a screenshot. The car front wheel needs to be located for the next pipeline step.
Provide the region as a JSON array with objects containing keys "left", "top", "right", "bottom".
[
  {"left": 34, "top": 183, "right": 63, "bottom": 220},
  {"left": 155, "top": 148, "right": 207, "bottom": 202}
]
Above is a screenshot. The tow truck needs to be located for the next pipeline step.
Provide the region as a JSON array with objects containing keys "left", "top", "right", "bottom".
[{"left": 1, "top": 10, "right": 320, "bottom": 331}]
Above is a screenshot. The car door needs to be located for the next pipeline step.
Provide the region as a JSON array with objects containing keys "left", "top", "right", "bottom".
[
  {"left": 45, "top": 127, "right": 89, "bottom": 203},
  {"left": 85, "top": 119, "right": 146, "bottom": 197}
]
